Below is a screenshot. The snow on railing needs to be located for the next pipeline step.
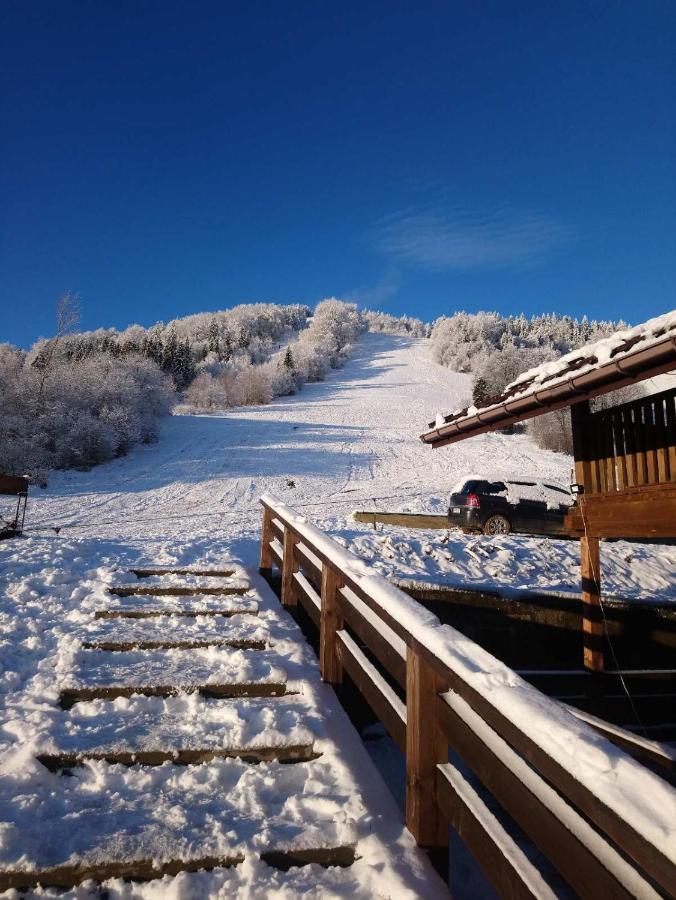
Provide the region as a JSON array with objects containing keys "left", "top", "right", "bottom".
[{"left": 260, "top": 493, "right": 676, "bottom": 897}]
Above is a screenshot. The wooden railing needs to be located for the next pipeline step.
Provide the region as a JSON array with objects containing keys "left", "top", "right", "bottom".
[
  {"left": 260, "top": 494, "right": 676, "bottom": 899},
  {"left": 575, "top": 388, "right": 676, "bottom": 496}
]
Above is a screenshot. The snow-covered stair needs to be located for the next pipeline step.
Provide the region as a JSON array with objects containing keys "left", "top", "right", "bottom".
[
  {"left": 108, "top": 569, "right": 251, "bottom": 596},
  {"left": 38, "top": 694, "right": 319, "bottom": 768},
  {"left": 78, "top": 614, "right": 268, "bottom": 650},
  {"left": 59, "top": 646, "right": 289, "bottom": 707},
  {"left": 0, "top": 553, "right": 443, "bottom": 895},
  {"left": 93, "top": 593, "right": 260, "bottom": 618}
]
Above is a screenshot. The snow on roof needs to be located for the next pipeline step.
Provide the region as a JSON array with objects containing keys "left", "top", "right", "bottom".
[{"left": 424, "top": 309, "right": 676, "bottom": 442}]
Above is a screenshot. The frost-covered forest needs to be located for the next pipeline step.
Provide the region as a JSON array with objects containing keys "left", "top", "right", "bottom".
[{"left": 1, "top": 298, "right": 631, "bottom": 481}]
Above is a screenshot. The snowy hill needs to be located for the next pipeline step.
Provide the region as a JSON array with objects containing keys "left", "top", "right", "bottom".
[{"left": 19, "top": 332, "right": 673, "bottom": 601}]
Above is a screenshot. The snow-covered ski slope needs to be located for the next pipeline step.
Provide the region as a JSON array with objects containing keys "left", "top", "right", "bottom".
[{"left": 24, "top": 333, "right": 676, "bottom": 600}]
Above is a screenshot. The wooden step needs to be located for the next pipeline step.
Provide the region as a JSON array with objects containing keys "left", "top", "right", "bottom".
[
  {"left": 0, "top": 845, "right": 356, "bottom": 891},
  {"left": 80, "top": 614, "right": 267, "bottom": 651},
  {"left": 109, "top": 584, "right": 249, "bottom": 597},
  {"left": 38, "top": 742, "right": 319, "bottom": 769},
  {"left": 130, "top": 567, "right": 236, "bottom": 578},
  {"left": 0, "top": 855, "right": 245, "bottom": 892},
  {"left": 95, "top": 607, "right": 259, "bottom": 619},
  {"left": 94, "top": 594, "right": 259, "bottom": 619},
  {"left": 59, "top": 682, "right": 288, "bottom": 708},
  {"left": 59, "top": 648, "right": 287, "bottom": 708},
  {"left": 83, "top": 638, "right": 266, "bottom": 650}
]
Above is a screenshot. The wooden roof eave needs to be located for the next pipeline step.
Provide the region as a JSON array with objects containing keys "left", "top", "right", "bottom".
[{"left": 421, "top": 332, "right": 676, "bottom": 449}]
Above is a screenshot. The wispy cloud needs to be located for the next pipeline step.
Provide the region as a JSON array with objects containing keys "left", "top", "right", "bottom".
[
  {"left": 374, "top": 206, "right": 571, "bottom": 271},
  {"left": 344, "top": 268, "right": 400, "bottom": 307}
]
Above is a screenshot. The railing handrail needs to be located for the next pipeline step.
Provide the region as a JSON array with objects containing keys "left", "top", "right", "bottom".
[{"left": 260, "top": 493, "right": 676, "bottom": 892}]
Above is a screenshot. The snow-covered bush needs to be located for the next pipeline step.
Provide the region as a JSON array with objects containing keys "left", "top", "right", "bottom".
[
  {"left": 363, "top": 310, "right": 429, "bottom": 337},
  {"left": 0, "top": 349, "right": 173, "bottom": 481},
  {"left": 183, "top": 298, "right": 366, "bottom": 412}
]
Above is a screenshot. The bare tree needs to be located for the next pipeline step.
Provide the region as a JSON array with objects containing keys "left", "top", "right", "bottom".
[{"left": 36, "top": 292, "right": 80, "bottom": 401}]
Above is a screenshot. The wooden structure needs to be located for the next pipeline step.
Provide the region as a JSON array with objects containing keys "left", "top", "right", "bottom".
[
  {"left": 260, "top": 494, "right": 676, "bottom": 898},
  {"left": 0, "top": 474, "right": 28, "bottom": 538},
  {"left": 353, "top": 510, "right": 450, "bottom": 529},
  {"left": 420, "top": 312, "right": 676, "bottom": 671}
]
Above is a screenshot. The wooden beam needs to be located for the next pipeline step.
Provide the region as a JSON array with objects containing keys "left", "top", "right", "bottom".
[
  {"left": 437, "top": 693, "right": 654, "bottom": 899},
  {"left": 339, "top": 586, "right": 407, "bottom": 688},
  {"left": 337, "top": 630, "right": 407, "bottom": 752},
  {"left": 580, "top": 534, "right": 604, "bottom": 672},
  {"left": 281, "top": 529, "right": 299, "bottom": 607},
  {"left": 259, "top": 506, "right": 273, "bottom": 575},
  {"left": 405, "top": 645, "right": 449, "bottom": 848},
  {"left": 352, "top": 511, "right": 450, "bottom": 530},
  {"left": 436, "top": 763, "right": 557, "bottom": 900},
  {"left": 319, "top": 565, "right": 344, "bottom": 683}
]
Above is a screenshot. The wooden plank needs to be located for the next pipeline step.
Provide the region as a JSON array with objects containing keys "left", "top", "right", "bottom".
[
  {"left": 579, "top": 490, "right": 676, "bottom": 538},
  {"left": 59, "top": 682, "right": 287, "bottom": 708},
  {"left": 612, "top": 409, "right": 628, "bottom": 490},
  {"left": 108, "top": 585, "right": 249, "bottom": 597},
  {"left": 352, "top": 511, "right": 450, "bottom": 530},
  {"left": 82, "top": 638, "right": 266, "bottom": 651},
  {"left": 405, "top": 645, "right": 449, "bottom": 848},
  {"left": 564, "top": 705, "right": 676, "bottom": 771},
  {"left": 437, "top": 692, "right": 656, "bottom": 899},
  {"left": 336, "top": 630, "right": 407, "bottom": 752},
  {"left": 665, "top": 392, "right": 676, "bottom": 480},
  {"left": 270, "top": 517, "right": 285, "bottom": 543},
  {"left": 0, "top": 855, "right": 245, "bottom": 892},
  {"left": 420, "top": 646, "right": 676, "bottom": 897},
  {"left": 654, "top": 394, "right": 670, "bottom": 483},
  {"left": 95, "top": 607, "right": 258, "bottom": 619},
  {"left": 294, "top": 541, "right": 322, "bottom": 588},
  {"left": 293, "top": 572, "right": 320, "bottom": 627},
  {"left": 259, "top": 506, "right": 273, "bottom": 574},
  {"left": 281, "top": 529, "right": 299, "bottom": 607},
  {"left": 130, "top": 568, "right": 236, "bottom": 578},
  {"left": 269, "top": 539, "right": 283, "bottom": 567},
  {"left": 339, "top": 586, "right": 407, "bottom": 688},
  {"left": 319, "top": 564, "right": 344, "bottom": 684},
  {"left": 580, "top": 534, "right": 604, "bottom": 671},
  {"left": 38, "top": 743, "right": 318, "bottom": 769},
  {"left": 436, "top": 763, "right": 558, "bottom": 900}
]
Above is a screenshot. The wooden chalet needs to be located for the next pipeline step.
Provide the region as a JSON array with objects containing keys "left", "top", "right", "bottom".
[{"left": 420, "top": 310, "right": 676, "bottom": 671}]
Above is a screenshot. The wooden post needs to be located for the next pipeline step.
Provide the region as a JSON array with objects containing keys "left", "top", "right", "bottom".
[
  {"left": 319, "top": 565, "right": 344, "bottom": 683},
  {"left": 571, "top": 401, "right": 605, "bottom": 672},
  {"left": 406, "top": 645, "right": 450, "bottom": 854},
  {"left": 281, "top": 529, "right": 299, "bottom": 607},
  {"left": 580, "top": 533, "right": 604, "bottom": 672},
  {"left": 259, "top": 506, "right": 273, "bottom": 576}
]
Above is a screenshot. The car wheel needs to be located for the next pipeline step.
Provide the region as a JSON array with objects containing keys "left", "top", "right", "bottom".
[{"left": 483, "top": 514, "right": 511, "bottom": 536}]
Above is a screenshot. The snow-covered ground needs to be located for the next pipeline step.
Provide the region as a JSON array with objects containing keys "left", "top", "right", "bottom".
[
  {"left": 21, "top": 332, "right": 676, "bottom": 601},
  {"left": 1, "top": 333, "right": 674, "bottom": 897}
]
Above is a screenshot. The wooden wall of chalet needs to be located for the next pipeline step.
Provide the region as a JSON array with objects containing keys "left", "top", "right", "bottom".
[{"left": 568, "top": 387, "right": 676, "bottom": 541}]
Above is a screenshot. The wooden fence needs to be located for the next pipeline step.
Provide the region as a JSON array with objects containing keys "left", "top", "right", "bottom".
[{"left": 260, "top": 494, "right": 676, "bottom": 899}]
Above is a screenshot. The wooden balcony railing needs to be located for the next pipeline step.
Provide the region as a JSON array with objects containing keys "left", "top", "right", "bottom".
[{"left": 260, "top": 493, "right": 676, "bottom": 898}]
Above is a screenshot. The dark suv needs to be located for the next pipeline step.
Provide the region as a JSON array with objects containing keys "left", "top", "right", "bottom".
[{"left": 448, "top": 478, "right": 573, "bottom": 536}]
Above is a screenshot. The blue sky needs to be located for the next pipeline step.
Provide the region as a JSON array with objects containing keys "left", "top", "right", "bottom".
[{"left": 1, "top": 1, "right": 674, "bottom": 347}]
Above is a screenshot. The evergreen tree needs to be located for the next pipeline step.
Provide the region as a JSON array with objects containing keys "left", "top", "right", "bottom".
[
  {"left": 472, "top": 376, "right": 490, "bottom": 407},
  {"left": 283, "top": 346, "right": 295, "bottom": 371},
  {"left": 207, "top": 319, "right": 219, "bottom": 354}
]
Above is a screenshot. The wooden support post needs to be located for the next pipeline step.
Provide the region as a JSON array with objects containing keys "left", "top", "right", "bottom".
[
  {"left": 580, "top": 533, "right": 604, "bottom": 672},
  {"left": 319, "top": 565, "right": 344, "bottom": 683},
  {"left": 281, "top": 529, "right": 299, "bottom": 607},
  {"left": 406, "top": 645, "right": 450, "bottom": 855},
  {"left": 259, "top": 506, "right": 273, "bottom": 576}
]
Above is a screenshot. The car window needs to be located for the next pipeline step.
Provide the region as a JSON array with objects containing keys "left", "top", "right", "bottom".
[{"left": 485, "top": 481, "right": 507, "bottom": 494}]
